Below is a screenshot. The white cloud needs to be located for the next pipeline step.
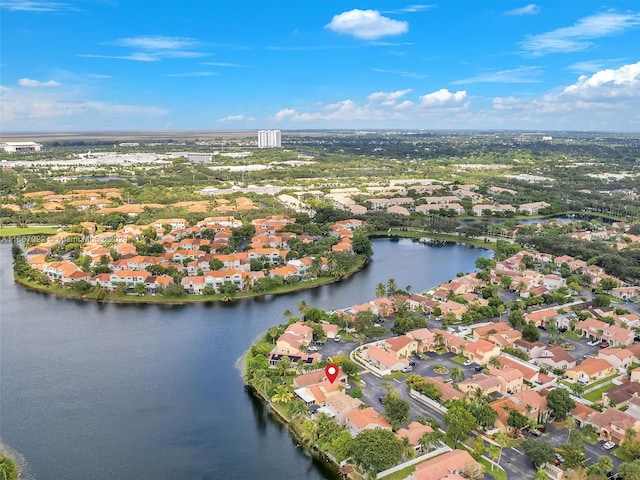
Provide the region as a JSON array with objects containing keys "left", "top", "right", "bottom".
[
  {"left": 18, "top": 77, "right": 61, "bottom": 88},
  {"left": 83, "top": 35, "right": 207, "bottom": 62},
  {"left": 385, "top": 5, "right": 435, "bottom": 14},
  {"left": 0, "top": 1, "right": 75, "bottom": 12},
  {"left": 451, "top": 66, "right": 543, "bottom": 84},
  {"left": 111, "top": 36, "right": 199, "bottom": 50},
  {"left": 83, "top": 73, "right": 113, "bottom": 79},
  {"left": 521, "top": 12, "right": 640, "bottom": 56},
  {"left": 504, "top": 4, "right": 540, "bottom": 16},
  {"left": 419, "top": 89, "right": 467, "bottom": 107},
  {"left": 371, "top": 68, "right": 426, "bottom": 79},
  {"left": 486, "top": 61, "right": 640, "bottom": 128},
  {"left": 217, "top": 114, "right": 255, "bottom": 123},
  {"left": 562, "top": 61, "right": 640, "bottom": 99},
  {"left": 0, "top": 85, "right": 168, "bottom": 130},
  {"left": 325, "top": 9, "right": 408, "bottom": 40},
  {"left": 367, "top": 89, "right": 412, "bottom": 104}
]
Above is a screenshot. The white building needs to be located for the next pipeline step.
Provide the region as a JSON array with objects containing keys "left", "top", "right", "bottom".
[
  {"left": 1, "top": 142, "right": 42, "bottom": 153},
  {"left": 257, "top": 130, "right": 281, "bottom": 148}
]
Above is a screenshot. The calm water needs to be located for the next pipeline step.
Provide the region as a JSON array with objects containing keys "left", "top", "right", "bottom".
[{"left": 0, "top": 239, "right": 489, "bottom": 480}]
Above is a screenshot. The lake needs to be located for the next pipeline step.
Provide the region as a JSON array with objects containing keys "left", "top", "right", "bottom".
[{"left": 0, "top": 238, "right": 489, "bottom": 480}]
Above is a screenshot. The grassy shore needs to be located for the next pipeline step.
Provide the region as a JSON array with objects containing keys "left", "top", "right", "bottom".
[
  {"left": 373, "top": 229, "right": 498, "bottom": 250},
  {"left": 0, "top": 226, "right": 59, "bottom": 237}
]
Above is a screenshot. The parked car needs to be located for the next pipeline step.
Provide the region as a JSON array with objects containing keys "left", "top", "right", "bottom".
[
  {"left": 344, "top": 383, "right": 351, "bottom": 390},
  {"left": 314, "top": 340, "right": 325, "bottom": 346},
  {"left": 444, "top": 378, "right": 453, "bottom": 383},
  {"left": 409, "top": 361, "right": 416, "bottom": 367},
  {"left": 463, "top": 359, "right": 473, "bottom": 366},
  {"left": 308, "top": 346, "right": 318, "bottom": 352},
  {"left": 600, "top": 341, "right": 610, "bottom": 348},
  {"left": 603, "top": 441, "right": 616, "bottom": 450},
  {"left": 555, "top": 453, "right": 565, "bottom": 465},
  {"left": 402, "top": 365, "right": 413, "bottom": 373},
  {"left": 379, "top": 395, "right": 386, "bottom": 404},
  {"left": 334, "top": 335, "right": 341, "bottom": 342},
  {"left": 474, "top": 365, "right": 484, "bottom": 372}
]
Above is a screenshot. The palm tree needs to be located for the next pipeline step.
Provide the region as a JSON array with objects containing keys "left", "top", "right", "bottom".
[
  {"left": 419, "top": 430, "right": 444, "bottom": 452},
  {"left": 489, "top": 356, "right": 501, "bottom": 369},
  {"left": 493, "top": 432, "right": 510, "bottom": 468},
  {"left": 488, "top": 445, "right": 500, "bottom": 471},
  {"left": 386, "top": 278, "right": 397, "bottom": 299},
  {"left": 375, "top": 282, "right": 386, "bottom": 299},
  {"left": 283, "top": 309, "right": 294, "bottom": 322},
  {"left": 533, "top": 469, "right": 548, "bottom": 480},
  {"left": 564, "top": 415, "right": 577, "bottom": 442},
  {"left": 296, "top": 359, "right": 305, "bottom": 374},
  {"left": 298, "top": 300, "right": 309, "bottom": 317},
  {"left": 271, "top": 384, "right": 294, "bottom": 404},
  {"left": 251, "top": 370, "right": 272, "bottom": 396},
  {"left": 434, "top": 333, "right": 445, "bottom": 351},
  {"left": 289, "top": 398, "right": 308, "bottom": 422},
  {"left": 268, "top": 326, "right": 280, "bottom": 344},
  {"left": 450, "top": 366, "right": 465, "bottom": 383},
  {"left": 301, "top": 418, "right": 319, "bottom": 444}
]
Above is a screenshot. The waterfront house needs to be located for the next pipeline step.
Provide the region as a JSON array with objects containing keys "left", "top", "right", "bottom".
[
  {"left": 345, "top": 407, "right": 392, "bottom": 436},
  {"left": 395, "top": 422, "right": 434, "bottom": 452},
  {"left": 407, "top": 449, "right": 482, "bottom": 480}
]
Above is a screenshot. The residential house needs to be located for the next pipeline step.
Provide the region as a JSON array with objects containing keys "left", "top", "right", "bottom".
[
  {"left": 408, "top": 450, "right": 482, "bottom": 480},
  {"left": 487, "top": 329, "right": 522, "bottom": 348},
  {"left": 395, "top": 422, "right": 434, "bottom": 452},
  {"left": 361, "top": 345, "right": 410, "bottom": 374},
  {"left": 472, "top": 322, "right": 512, "bottom": 340},
  {"left": 490, "top": 397, "right": 527, "bottom": 434},
  {"left": 385, "top": 336, "right": 417, "bottom": 359},
  {"left": 437, "top": 300, "right": 468, "bottom": 319},
  {"left": 344, "top": 407, "right": 392, "bottom": 436},
  {"left": 601, "top": 325, "right": 635, "bottom": 347},
  {"left": 525, "top": 308, "right": 559, "bottom": 328},
  {"left": 535, "top": 346, "right": 577, "bottom": 371},
  {"left": 488, "top": 367, "right": 525, "bottom": 394},
  {"left": 576, "top": 317, "right": 608, "bottom": 341},
  {"left": 421, "top": 376, "right": 464, "bottom": 402},
  {"left": 512, "top": 390, "right": 549, "bottom": 424},
  {"left": 464, "top": 339, "right": 501, "bottom": 365},
  {"left": 513, "top": 339, "right": 546, "bottom": 359},
  {"left": 458, "top": 373, "right": 502, "bottom": 396},
  {"left": 588, "top": 408, "right": 640, "bottom": 445},
  {"left": 602, "top": 383, "right": 640, "bottom": 409},
  {"left": 598, "top": 348, "right": 634, "bottom": 373},
  {"left": 519, "top": 201, "right": 550, "bottom": 215},
  {"left": 325, "top": 392, "right": 364, "bottom": 424},
  {"left": 565, "top": 358, "right": 615, "bottom": 384},
  {"left": 407, "top": 328, "right": 437, "bottom": 352}
]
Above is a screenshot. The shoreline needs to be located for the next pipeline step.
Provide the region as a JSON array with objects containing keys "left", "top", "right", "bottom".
[{"left": 12, "top": 256, "right": 370, "bottom": 305}]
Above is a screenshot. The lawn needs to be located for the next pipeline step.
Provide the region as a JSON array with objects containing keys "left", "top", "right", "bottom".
[
  {"left": 614, "top": 447, "right": 635, "bottom": 463},
  {"left": 584, "top": 383, "right": 616, "bottom": 402},
  {"left": 480, "top": 459, "right": 508, "bottom": 480},
  {"left": 451, "top": 355, "right": 467, "bottom": 364},
  {"left": 0, "top": 225, "right": 60, "bottom": 237},
  {"left": 383, "top": 372, "right": 409, "bottom": 380},
  {"left": 381, "top": 464, "right": 416, "bottom": 480}
]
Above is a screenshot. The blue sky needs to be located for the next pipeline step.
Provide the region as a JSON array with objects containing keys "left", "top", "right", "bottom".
[{"left": 1, "top": 1, "right": 640, "bottom": 132}]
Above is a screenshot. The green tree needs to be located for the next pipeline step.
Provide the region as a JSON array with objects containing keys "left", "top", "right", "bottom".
[
  {"left": 619, "top": 460, "right": 640, "bottom": 480},
  {"left": 508, "top": 310, "right": 525, "bottom": 328},
  {"left": 450, "top": 366, "right": 465, "bottom": 384},
  {"left": 622, "top": 428, "right": 640, "bottom": 459},
  {"left": 349, "top": 429, "right": 404, "bottom": 473},
  {"left": 546, "top": 388, "right": 576, "bottom": 421},
  {"left": 339, "top": 358, "right": 359, "bottom": 377},
  {"left": 522, "top": 321, "right": 541, "bottom": 342},
  {"left": 469, "top": 400, "right": 498, "bottom": 430},
  {"left": 443, "top": 404, "right": 478, "bottom": 448},
  {"left": 522, "top": 438, "right": 555, "bottom": 468},
  {"left": 384, "top": 392, "right": 410, "bottom": 431},
  {"left": 276, "top": 356, "right": 291, "bottom": 380},
  {"left": 507, "top": 408, "right": 529, "bottom": 437},
  {"left": 419, "top": 429, "right": 444, "bottom": 452},
  {"left": 271, "top": 384, "right": 294, "bottom": 404},
  {"left": 289, "top": 398, "right": 308, "bottom": 421},
  {"left": 250, "top": 369, "right": 272, "bottom": 396},
  {"left": 0, "top": 456, "right": 18, "bottom": 480}
]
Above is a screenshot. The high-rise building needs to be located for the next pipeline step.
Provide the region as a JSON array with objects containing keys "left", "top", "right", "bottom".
[{"left": 257, "top": 130, "right": 281, "bottom": 148}]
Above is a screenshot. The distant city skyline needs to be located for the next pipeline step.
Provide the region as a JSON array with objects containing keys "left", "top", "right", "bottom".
[{"left": 1, "top": 1, "right": 639, "bottom": 132}]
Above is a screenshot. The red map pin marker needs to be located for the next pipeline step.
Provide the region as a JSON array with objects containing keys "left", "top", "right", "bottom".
[{"left": 325, "top": 364, "right": 340, "bottom": 384}]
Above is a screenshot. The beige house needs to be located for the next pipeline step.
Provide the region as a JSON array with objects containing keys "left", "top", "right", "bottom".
[{"left": 566, "top": 358, "right": 615, "bottom": 384}]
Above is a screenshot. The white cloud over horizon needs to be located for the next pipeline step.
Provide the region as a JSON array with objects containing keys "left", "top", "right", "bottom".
[
  {"left": 217, "top": 114, "right": 256, "bottom": 123},
  {"left": 0, "top": 0, "right": 75, "bottom": 12},
  {"left": 18, "top": 77, "right": 61, "bottom": 87},
  {"left": 325, "top": 9, "right": 409, "bottom": 40}
]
